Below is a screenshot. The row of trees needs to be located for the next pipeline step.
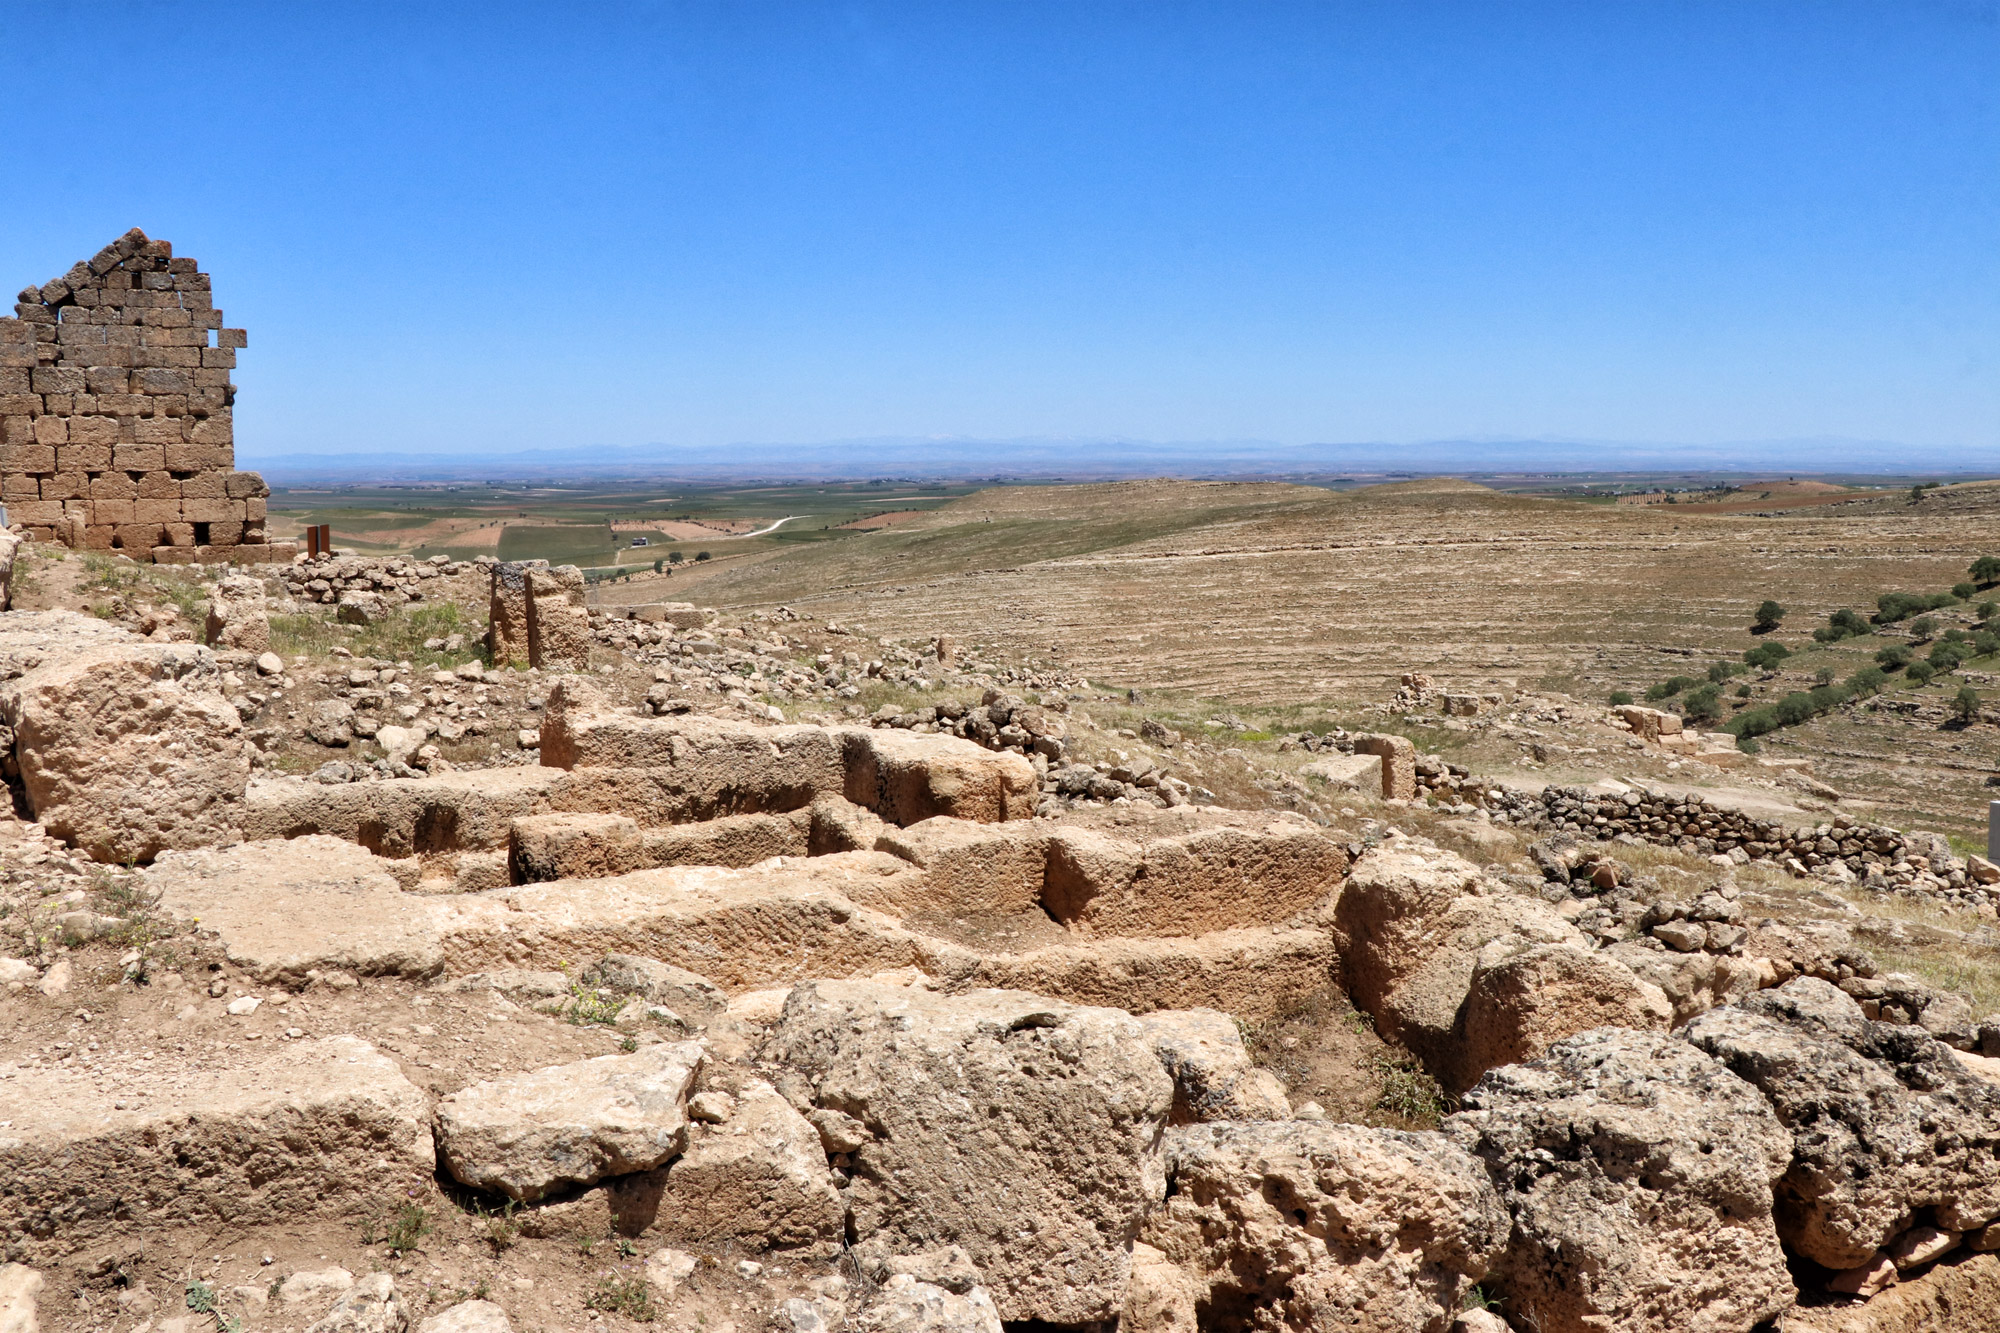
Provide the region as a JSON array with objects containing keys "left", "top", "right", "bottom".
[
  {"left": 1753, "top": 554, "right": 1999, "bottom": 639},
  {"left": 1610, "top": 554, "right": 2000, "bottom": 743},
  {"left": 647, "top": 551, "right": 712, "bottom": 573}
]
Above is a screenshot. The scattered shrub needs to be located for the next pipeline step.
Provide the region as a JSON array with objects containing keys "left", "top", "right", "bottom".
[
  {"left": 1683, "top": 684, "right": 1724, "bottom": 723},
  {"left": 669, "top": 551, "right": 684, "bottom": 564},
  {"left": 1954, "top": 686, "right": 1983, "bottom": 722},
  {"left": 1845, "top": 666, "right": 1888, "bottom": 696},
  {"left": 1813, "top": 666, "right": 1835, "bottom": 686},
  {"left": 1816, "top": 608, "right": 1871, "bottom": 643},
  {"left": 1743, "top": 642, "right": 1791, "bottom": 669},
  {"left": 1608, "top": 690, "right": 1634, "bottom": 706},
  {"left": 1907, "top": 661, "right": 1936, "bottom": 686},
  {"left": 1974, "top": 631, "right": 2000, "bottom": 657},
  {"left": 1734, "top": 683, "right": 1752, "bottom": 697},
  {"left": 1771, "top": 692, "right": 1815, "bottom": 726},
  {"left": 1909, "top": 615, "right": 1939, "bottom": 642},
  {"left": 1929, "top": 642, "right": 1967, "bottom": 673},
  {"left": 1645, "top": 675, "right": 1700, "bottom": 701},
  {"left": 1706, "top": 660, "right": 1740, "bottom": 684},
  {"left": 1970, "top": 554, "right": 2000, "bottom": 586},
  {"left": 1752, "top": 599, "right": 1785, "bottom": 633},
  {"left": 1954, "top": 582, "right": 1977, "bottom": 601},
  {"left": 1875, "top": 591, "right": 1955, "bottom": 623},
  {"left": 1980, "top": 601, "right": 1998, "bottom": 621},
  {"left": 1875, "top": 644, "right": 1913, "bottom": 670},
  {"left": 695, "top": 551, "right": 711, "bottom": 562}
]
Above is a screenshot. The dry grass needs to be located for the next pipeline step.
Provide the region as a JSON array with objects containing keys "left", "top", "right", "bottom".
[
  {"left": 268, "top": 603, "right": 487, "bottom": 671},
  {"left": 659, "top": 476, "right": 2000, "bottom": 840}
]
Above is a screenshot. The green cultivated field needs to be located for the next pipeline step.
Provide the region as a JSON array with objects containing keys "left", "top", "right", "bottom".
[{"left": 267, "top": 479, "right": 989, "bottom": 571}]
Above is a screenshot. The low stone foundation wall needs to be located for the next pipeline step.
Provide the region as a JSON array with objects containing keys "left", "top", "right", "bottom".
[{"left": 1482, "top": 784, "right": 1994, "bottom": 912}]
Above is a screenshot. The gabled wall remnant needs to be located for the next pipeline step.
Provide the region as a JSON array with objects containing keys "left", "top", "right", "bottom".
[{"left": 1, "top": 227, "right": 291, "bottom": 563}]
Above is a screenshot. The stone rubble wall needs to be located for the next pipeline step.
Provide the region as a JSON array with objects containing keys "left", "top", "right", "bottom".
[
  {"left": 278, "top": 552, "right": 478, "bottom": 606},
  {"left": 1289, "top": 723, "right": 1987, "bottom": 912},
  {"left": 1488, "top": 785, "right": 1991, "bottom": 911},
  {"left": 0, "top": 228, "right": 284, "bottom": 563}
]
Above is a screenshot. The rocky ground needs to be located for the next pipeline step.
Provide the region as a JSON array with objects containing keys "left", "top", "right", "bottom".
[{"left": 1, "top": 537, "right": 1999, "bottom": 1333}]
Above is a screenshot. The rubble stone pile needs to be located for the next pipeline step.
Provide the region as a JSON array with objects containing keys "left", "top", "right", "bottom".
[
  {"left": 277, "top": 551, "right": 477, "bottom": 614},
  {"left": 2, "top": 229, "right": 282, "bottom": 562}
]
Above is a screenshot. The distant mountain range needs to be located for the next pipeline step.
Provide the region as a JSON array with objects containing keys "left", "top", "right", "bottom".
[{"left": 238, "top": 436, "right": 1992, "bottom": 485}]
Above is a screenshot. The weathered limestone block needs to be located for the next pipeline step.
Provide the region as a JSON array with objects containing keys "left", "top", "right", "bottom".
[
  {"left": 305, "top": 1273, "right": 408, "bottom": 1333},
  {"left": 1448, "top": 1028, "right": 1794, "bottom": 1333},
  {"left": 241, "top": 767, "right": 562, "bottom": 856},
  {"left": 487, "top": 560, "right": 540, "bottom": 668},
  {"left": 960, "top": 923, "right": 1338, "bottom": 1021},
  {"left": 539, "top": 679, "right": 845, "bottom": 815},
  {"left": 1452, "top": 940, "right": 1672, "bottom": 1093},
  {"left": 0, "top": 1036, "right": 433, "bottom": 1262},
  {"left": 578, "top": 954, "right": 727, "bottom": 1022},
  {"left": 871, "top": 816, "right": 1051, "bottom": 915},
  {"left": 415, "top": 1302, "right": 513, "bottom": 1333},
  {"left": 526, "top": 565, "right": 590, "bottom": 671},
  {"left": 634, "top": 1079, "right": 843, "bottom": 1252},
  {"left": 0, "top": 1263, "right": 43, "bottom": 1333},
  {"left": 1142, "top": 1121, "right": 1508, "bottom": 1333},
  {"left": 1123, "top": 1243, "right": 1199, "bottom": 1333},
  {"left": 0, "top": 530, "right": 20, "bottom": 613},
  {"left": 1351, "top": 733, "right": 1417, "bottom": 799},
  {"left": 435, "top": 855, "right": 938, "bottom": 987},
  {"left": 642, "top": 809, "right": 811, "bottom": 868},
  {"left": 1044, "top": 815, "right": 1348, "bottom": 937},
  {"left": 1684, "top": 978, "right": 2000, "bottom": 1269},
  {"left": 1300, "top": 752, "right": 1381, "bottom": 790},
  {"left": 435, "top": 1043, "right": 704, "bottom": 1202},
  {"left": 1331, "top": 845, "right": 1588, "bottom": 1086},
  {"left": 841, "top": 726, "right": 1039, "bottom": 825},
  {"left": 1614, "top": 705, "right": 1681, "bottom": 740},
  {"left": 509, "top": 812, "right": 651, "bottom": 882},
  {"left": 0, "top": 633, "right": 248, "bottom": 863},
  {"left": 1137, "top": 1008, "right": 1292, "bottom": 1123},
  {"left": 854, "top": 1275, "right": 1003, "bottom": 1333},
  {"left": 202, "top": 571, "right": 270, "bottom": 652},
  {"left": 150, "top": 835, "right": 444, "bottom": 984},
  {"left": 765, "top": 981, "right": 1174, "bottom": 1323}
]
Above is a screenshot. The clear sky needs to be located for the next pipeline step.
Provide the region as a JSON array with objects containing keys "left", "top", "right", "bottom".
[{"left": 4, "top": 2, "right": 1996, "bottom": 463}]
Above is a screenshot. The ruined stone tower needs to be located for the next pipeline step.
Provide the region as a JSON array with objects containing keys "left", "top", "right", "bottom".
[{"left": 0, "top": 227, "right": 286, "bottom": 563}]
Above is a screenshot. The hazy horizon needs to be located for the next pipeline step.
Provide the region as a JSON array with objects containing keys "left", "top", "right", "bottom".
[{"left": 8, "top": 4, "right": 1995, "bottom": 466}]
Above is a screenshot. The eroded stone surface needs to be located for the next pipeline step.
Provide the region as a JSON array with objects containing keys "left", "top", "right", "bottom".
[
  {"left": 0, "top": 630, "right": 248, "bottom": 863},
  {"left": 1685, "top": 978, "right": 2000, "bottom": 1269},
  {"left": 1142, "top": 1120, "right": 1508, "bottom": 1333},
  {"left": 1449, "top": 1027, "right": 1794, "bottom": 1333},
  {"left": 0, "top": 1037, "right": 432, "bottom": 1262},
  {"left": 436, "top": 1043, "right": 704, "bottom": 1202},
  {"left": 764, "top": 981, "right": 1173, "bottom": 1323}
]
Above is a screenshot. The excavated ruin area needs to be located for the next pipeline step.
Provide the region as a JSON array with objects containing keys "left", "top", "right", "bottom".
[{"left": 2, "top": 560, "right": 1999, "bottom": 1333}]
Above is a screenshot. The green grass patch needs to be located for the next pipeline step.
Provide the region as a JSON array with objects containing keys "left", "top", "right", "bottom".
[
  {"left": 269, "top": 604, "right": 488, "bottom": 670},
  {"left": 496, "top": 524, "right": 621, "bottom": 567}
]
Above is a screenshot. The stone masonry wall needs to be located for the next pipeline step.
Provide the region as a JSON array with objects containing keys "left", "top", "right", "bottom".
[{"left": 0, "top": 227, "right": 287, "bottom": 563}]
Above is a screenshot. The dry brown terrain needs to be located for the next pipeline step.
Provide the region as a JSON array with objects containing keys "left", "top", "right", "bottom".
[{"left": 659, "top": 477, "right": 2000, "bottom": 838}]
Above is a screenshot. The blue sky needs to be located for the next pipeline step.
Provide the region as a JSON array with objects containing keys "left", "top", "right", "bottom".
[{"left": 3, "top": 2, "right": 1996, "bottom": 463}]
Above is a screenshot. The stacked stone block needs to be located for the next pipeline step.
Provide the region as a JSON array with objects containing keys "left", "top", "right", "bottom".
[
  {"left": 0, "top": 227, "right": 284, "bottom": 563},
  {"left": 489, "top": 560, "right": 591, "bottom": 671}
]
